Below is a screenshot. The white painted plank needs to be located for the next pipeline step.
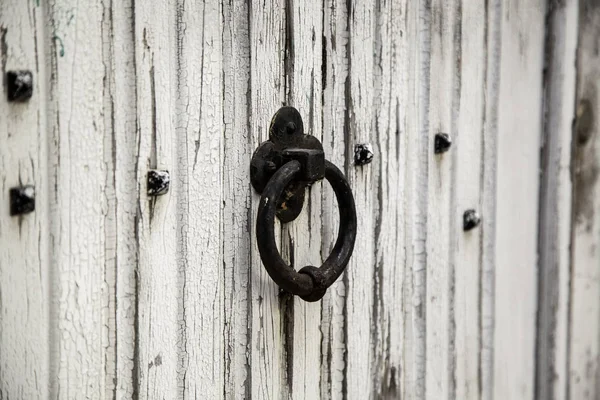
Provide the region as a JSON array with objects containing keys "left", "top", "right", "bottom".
[
  {"left": 569, "top": 2, "right": 600, "bottom": 398},
  {"left": 284, "top": 0, "right": 325, "bottom": 398},
  {"left": 222, "top": 0, "right": 252, "bottom": 397},
  {"left": 425, "top": 0, "right": 456, "bottom": 397},
  {"left": 175, "top": 1, "right": 225, "bottom": 397},
  {"left": 493, "top": 1, "right": 546, "bottom": 398},
  {"left": 0, "top": 2, "right": 584, "bottom": 399},
  {"left": 248, "top": 1, "right": 288, "bottom": 398},
  {"left": 102, "top": 1, "right": 138, "bottom": 397},
  {"left": 45, "top": 1, "right": 112, "bottom": 398},
  {"left": 536, "top": 1, "right": 578, "bottom": 399},
  {"left": 344, "top": 1, "right": 378, "bottom": 398},
  {"left": 400, "top": 0, "right": 429, "bottom": 397},
  {"left": 452, "top": 0, "right": 486, "bottom": 398},
  {"left": 133, "top": 0, "right": 180, "bottom": 397},
  {"left": 0, "top": 2, "right": 49, "bottom": 399},
  {"left": 320, "top": 0, "right": 349, "bottom": 397},
  {"left": 480, "top": 1, "right": 502, "bottom": 398},
  {"left": 371, "top": 0, "right": 407, "bottom": 398}
]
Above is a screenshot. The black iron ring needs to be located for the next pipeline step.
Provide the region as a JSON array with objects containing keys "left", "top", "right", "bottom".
[{"left": 256, "top": 159, "right": 357, "bottom": 302}]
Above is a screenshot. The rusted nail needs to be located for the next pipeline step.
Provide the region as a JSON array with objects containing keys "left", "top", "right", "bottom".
[
  {"left": 463, "top": 209, "right": 480, "bottom": 231},
  {"left": 354, "top": 143, "right": 373, "bottom": 166},
  {"left": 434, "top": 133, "right": 452, "bottom": 154},
  {"left": 6, "top": 70, "right": 33, "bottom": 102},
  {"left": 10, "top": 185, "right": 35, "bottom": 216},
  {"left": 147, "top": 170, "right": 170, "bottom": 196}
]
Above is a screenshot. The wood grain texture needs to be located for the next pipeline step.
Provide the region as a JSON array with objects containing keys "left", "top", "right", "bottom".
[
  {"left": 371, "top": 0, "right": 406, "bottom": 398},
  {"left": 425, "top": 0, "right": 456, "bottom": 397},
  {"left": 0, "top": 2, "right": 49, "bottom": 399},
  {"left": 493, "top": 1, "right": 546, "bottom": 399},
  {"left": 452, "top": 0, "right": 486, "bottom": 398},
  {"left": 569, "top": 1, "right": 600, "bottom": 398},
  {"left": 133, "top": 0, "right": 180, "bottom": 397},
  {"left": 402, "top": 0, "right": 430, "bottom": 397},
  {"left": 102, "top": 0, "right": 138, "bottom": 397},
  {"left": 176, "top": 1, "right": 225, "bottom": 397},
  {"left": 2, "top": 0, "right": 595, "bottom": 399},
  {"left": 536, "top": 1, "right": 578, "bottom": 399},
  {"left": 344, "top": 1, "right": 378, "bottom": 397},
  {"left": 285, "top": 0, "right": 324, "bottom": 398},
  {"left": 480, "top": 1, "right": 502, "bottom": 398},
  {"left": 222, "top": 0, "right": 252, "bottom": 398},
  {"left": 45, "top": 1, "right": 113, "bottom": 397},
  {"left": 248, "top": 1, "right": 288, "bottom": 399},
  {"left": 320, "top": 0, "right": 350, "bottom": 397}
]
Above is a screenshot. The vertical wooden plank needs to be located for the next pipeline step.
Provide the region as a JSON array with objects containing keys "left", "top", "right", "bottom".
[
  {"left": 424, "top": 0, "right": 455, "bottom": 397},
  {"left": 452, "top": 0, "right": 486, "bottom": 398},
  {"left": 222, "top": 0, "right": 251, "bottom": 398},
  {"left": 175, "top": 0, "right": 225, "bottom": 397},
  {"left": 285, "top": 0, "right": 324, "bottom": 398},
  {"left": 45, "top": 0, "right": 112, "bottom": 397},
  {"left": 480, "top": 0, "right": 501, "bottom": 397},
  {"left": 402, "top": 0, "right": 429, "bottom": 397},
  {"left": 0, "top": 1, "right": 49, "bottom": 398},
  {"left": 536, "top": 1, "right": 578, "bottom": 399},
  {"left": 493, "top": 1, "right": 546, "bottom": 398},
  {"left": 345, "top": 0, "right": 378, "bottom": 398},
  {"left": 569, "top": 1, "right": 600, "bottom": 398},
  {"left": 133, "top": 0, "right": 179, "bottom": 397},
  {"left": 371, "top": 0, "right": 407, "bottom": 398},
  {"left": 248, "top": 1, "right": 288, "bottom": 398},
  {"left": 320, "top": 0, "right": 349, "bottom": 397},
  {"left": 102, "top": 0, "right": 138, "bottom": 397}
]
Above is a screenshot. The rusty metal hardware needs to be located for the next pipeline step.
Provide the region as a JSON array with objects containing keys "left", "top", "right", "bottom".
[
  {"left": 6, "top": 71, "right": 33, "bottom": 102},
  {"left": 10, "top": 185, "right": 35, "bottom": 216},
  {"left": 251, "top": 107, "right": 357, "bottom": 302}
]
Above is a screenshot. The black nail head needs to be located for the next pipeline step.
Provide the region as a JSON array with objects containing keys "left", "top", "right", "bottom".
[
  {"left": 285, "top": 121, "right": 297, "bottom": 134},
  {"left": 148, "top": 170, "right": 170, "bottom": 196},
  {"left": 434, "top": 133, "right": 452, "bottom": 154},
  {"left": 6, "top": 70, "right": 33, "bottom": 102},
  {"left": 10, "top": 185, "right": 35, "bottom": 216},
  {"left": 463, "top": 209, "right": 481, "bottom": 231},
  {"left": 354, "top": 143, "right": 374, "bottom": 166}
]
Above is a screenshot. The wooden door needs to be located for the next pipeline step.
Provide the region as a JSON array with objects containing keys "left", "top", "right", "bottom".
[{"left": 1, "top": 0, "right": 599, "bottom": 399}]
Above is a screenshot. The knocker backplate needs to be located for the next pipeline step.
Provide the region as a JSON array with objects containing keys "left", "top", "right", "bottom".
[{"left": 250, "top": 107, "right": 324, "bottom": 223}]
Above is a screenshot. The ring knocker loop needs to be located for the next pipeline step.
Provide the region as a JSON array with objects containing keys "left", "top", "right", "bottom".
[{"left": 250, "top": 107, "right": 357, "bottom": 302}]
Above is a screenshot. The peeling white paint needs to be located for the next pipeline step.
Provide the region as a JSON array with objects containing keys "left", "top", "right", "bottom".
[{"left": 0, "top": 1, "right": 598, "bottom": 399}]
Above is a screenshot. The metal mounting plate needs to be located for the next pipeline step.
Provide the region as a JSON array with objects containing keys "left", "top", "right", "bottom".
[{"left": 250, "top": 107, "right": 324, "bottom": 223}]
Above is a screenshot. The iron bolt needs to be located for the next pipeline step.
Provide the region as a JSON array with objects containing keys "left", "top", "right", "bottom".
[
  {"left": 285, "top": 121, "right": 297, "bottom": 135},
  {"left": 354, "top": 143, "right": 374, "bottom": 166},
  {"left": 6, "top": 70, "right": 33, "bottom": 102},
  {"left": 147, "top": 170, "right": 170, "bottom": 196},
  {"left": 434, "top": 133, "right": 452, "bottom": 154},
  {"left": 10, "top": 185, "right": 35, "bottom": 216},
  {"left": 463, "top": 209, "right": 481, "bottom": 231}
]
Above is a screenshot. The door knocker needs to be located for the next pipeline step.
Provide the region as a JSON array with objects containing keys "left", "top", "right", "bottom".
[{"left": 250, "top": 107, "right": 357, "bottom": 302}]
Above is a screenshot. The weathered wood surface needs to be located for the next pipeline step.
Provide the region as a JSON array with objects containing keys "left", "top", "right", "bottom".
[
  {"left": 46, "top": 1, "right": 112, "bottom": 398},
  {"left": 1, "top": 1, "right": 599, "bottom": 399},
  {"left": 536, "top": 1, "right": 578, "bottom": 399},
  {"left": 568, "top": 1, "right": 600, "bottom": 399},
  {"left": 0, "top": 1, "right": 49, "bottom": 399}
]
